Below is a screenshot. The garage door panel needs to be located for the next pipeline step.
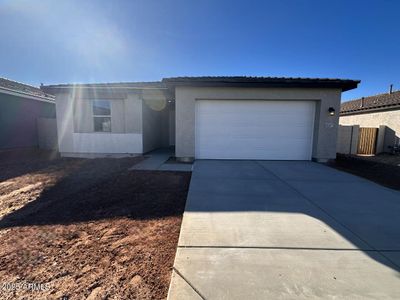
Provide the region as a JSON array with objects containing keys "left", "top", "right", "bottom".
[
  {"left": 199, "top": 124, "right": 313, "bottom": 137},
  {"left": 195, "top": 100, "right": 315, "bottom": 160},
  {"left": 198, "top": 100, "right": 313, "bottom": 113},
  {"left": 196, "top": 138, "right": 311, "bottom": 152},
  {"left": 196, "top": 148, "right": 309, "bottom": 160},
  {"left": 197, "top": 133, "right": 313, "bottom": 143},
  {"left": 198, "top": 119, "right": 314, "bottom": 130},
  {"left": 198, "top": 116, "right": 314, "bottom": 129},
  {"left": 199, "top": 109, "right": 313, "bottom": 120}
]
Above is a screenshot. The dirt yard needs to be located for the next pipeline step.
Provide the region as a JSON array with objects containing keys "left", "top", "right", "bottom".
[
  {"left": 0, "top": 149, "right": 191, "bottom": 300},
  {"left": 329, "top": 154, "right": 400, "bottom": 191},
  {"left": 354, "top": 153, "right": 400, "bottom": 167}
]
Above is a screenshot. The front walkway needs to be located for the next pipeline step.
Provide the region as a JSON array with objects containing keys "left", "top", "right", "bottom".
[
  {"left": 168, "top": 160, "right": 400, "bottom": 299},
  {"left": 130, "top": 148, "right": 192, "bottom": 172}
]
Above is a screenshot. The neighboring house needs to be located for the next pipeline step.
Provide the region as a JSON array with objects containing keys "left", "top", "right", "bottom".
[
  {"left": 43, "top": 76, "right": 359, "bottom": 162},
  {"left": 340, "top": 89, "right": 400, "bottom": 152},
  {"left": 0, "top": 78, "right": 56, "bottom": 150}
]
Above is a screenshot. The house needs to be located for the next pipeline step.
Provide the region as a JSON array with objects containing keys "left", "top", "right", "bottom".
[
  {"left": 42, "top": 76, "right": 359, "bottom": 161},
  {"left": 0, "top": 78, "right": 56, "bottom": 150},
  {"left": 42, "top": 81, "right": 173, "bottom": 158},
  {"left": 340, "top": 88, "right": 400, "bottom": 152}
]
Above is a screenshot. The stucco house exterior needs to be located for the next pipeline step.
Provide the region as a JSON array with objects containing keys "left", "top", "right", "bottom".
[
  {"left": 340, "top": 89, "right": 400, "bottom": 152},
  {"left": 0, "top": 78, "right": 56, "bottom": 150},
  {"left": 43, "top": 82, "right": 173, "bottom": 157},
  {"left": 43, "top": 76, "right": 359, "bottom": 162}
]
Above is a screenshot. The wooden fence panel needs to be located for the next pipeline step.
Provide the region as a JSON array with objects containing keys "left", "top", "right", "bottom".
[{"left": 357, "top": 127, "right": 378, "bottom": 155}]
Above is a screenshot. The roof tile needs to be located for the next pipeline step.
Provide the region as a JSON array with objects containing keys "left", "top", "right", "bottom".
[
  {"left": 341, "top": 91, "right": 400, "bottom": 114},
  {"left": 0, "top": 77, "right": 54, "bottom": 100}
]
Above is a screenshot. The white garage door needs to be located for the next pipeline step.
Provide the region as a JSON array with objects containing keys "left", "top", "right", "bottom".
[{"left": 195, "top": 100, "right": 315, "bottom": 160}]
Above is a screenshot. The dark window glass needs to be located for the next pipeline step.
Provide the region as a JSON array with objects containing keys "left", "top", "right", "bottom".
[
  {"left": 94, "top": 117, "right": 111, "bottom": 132},
  {"left": 93, "top": 100, "right": 111, "bottom": 116}
]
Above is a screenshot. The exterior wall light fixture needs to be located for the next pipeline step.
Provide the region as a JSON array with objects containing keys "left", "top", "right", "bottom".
[{"left": 328, "top": 107, "right": 335, "bottom": 116}]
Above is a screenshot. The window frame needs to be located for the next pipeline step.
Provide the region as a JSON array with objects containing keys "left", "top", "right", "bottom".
[{"left": 92, "top": 99, "right": 112, "bottom": 133}]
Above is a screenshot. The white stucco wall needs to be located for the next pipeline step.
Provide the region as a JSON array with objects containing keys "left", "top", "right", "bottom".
[
  {"left": 55, "top": 90, "right": 144, "bottom": 156},
  {"left": 72, "top": 133, "right": 142, "bottom": 153}
]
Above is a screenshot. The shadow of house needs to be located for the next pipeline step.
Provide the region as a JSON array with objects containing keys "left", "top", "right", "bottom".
[
  {"left": 384, "top": 127, "right": 399, "bottom": 151},
  {"left": 332, "top": 154, "right": 400, "bottom": 190},
  {"left": 0, "top": 158, "right": 190, "bottom": 228},
  {"left": 0, "top": 158, "right": 398, "bottom": 276},
  {"left": 0, "top": 149, "right": 64, "bottom": 183}
]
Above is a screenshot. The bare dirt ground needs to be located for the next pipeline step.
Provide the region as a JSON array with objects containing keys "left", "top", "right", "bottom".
[
  {"left": 329, "top": 154, "right": 400, "bottom": 191},
  {"left": 0, "top": 149, "right": 191, "bottom": 300},
  {"left": 355, "top": 153, "right": 400, "bottom": 166}
]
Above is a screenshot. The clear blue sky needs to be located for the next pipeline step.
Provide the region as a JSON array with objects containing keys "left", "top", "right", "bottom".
[{"left": 0, "top": 0, "right": 399, "bottom": 101}]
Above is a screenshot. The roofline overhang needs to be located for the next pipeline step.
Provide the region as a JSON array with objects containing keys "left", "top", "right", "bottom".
[
  {"left": 42, "top": 86, "right": 168, "bottom": 90},
  {"left": 162, "top": 79, "right": 360, "bottom": 92},
  {"left": 41, "top": 85, "right": 169, "bottom": 95},
  {"left": 42, "top": 77, "right": 360, "bottom": 94},
  {"left": 0, "top": 86, "right": 55, "bottom": 104}
]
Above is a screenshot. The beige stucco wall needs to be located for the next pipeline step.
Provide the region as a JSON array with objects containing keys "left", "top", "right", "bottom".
[
  {"left": 340, "top": 110, "right": 400, "bottom": 148},
  {"left": 175, "top": 87, "right": 342, "bottom": 161}
]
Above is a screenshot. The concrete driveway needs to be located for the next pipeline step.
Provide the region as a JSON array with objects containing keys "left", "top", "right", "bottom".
[{"left": 168, "top": 160, "right": 400, "bottom": 299}]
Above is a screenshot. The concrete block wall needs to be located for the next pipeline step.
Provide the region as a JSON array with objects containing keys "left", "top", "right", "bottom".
[
  {"left": 337, "top": 125, "right": 359, "bottom": 155},
  {"left": 340, "top": 110, "right": 400, "bottom": 152},
  {"left": 337, "top": 125, "right": 388, "bottom": 155}
]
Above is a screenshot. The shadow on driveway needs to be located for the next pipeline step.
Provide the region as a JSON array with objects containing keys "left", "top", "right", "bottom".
[{"left": 180, "top": 160, "right": 400, "bottom": 274}]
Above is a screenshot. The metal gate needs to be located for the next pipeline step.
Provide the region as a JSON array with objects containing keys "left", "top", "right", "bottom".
[{"left": 357, "top": 127, "right": 378, "bottom": 155}]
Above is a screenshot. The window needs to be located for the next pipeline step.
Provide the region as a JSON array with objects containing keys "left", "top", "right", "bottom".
[{"left": 93, "top": 100, "right": 111, "bottom": 132}]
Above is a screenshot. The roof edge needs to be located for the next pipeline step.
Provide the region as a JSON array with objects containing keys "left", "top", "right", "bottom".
[
  {"left": 41, "top": 76, "right": 361, "bottom": 93},
  {"left": 0, "top": 86, "right": 55, "bottom": 103},
  {"left": 162, "top": 76, "right": 360, "bottom": 91}
]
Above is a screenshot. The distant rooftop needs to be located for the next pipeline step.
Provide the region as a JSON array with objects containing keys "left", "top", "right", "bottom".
[
  {"left": 0, "top": 77, "right": 54, "bottom": 101},
  {"left": 341, "top": 90, "right": 400, "bottom": 115}
]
